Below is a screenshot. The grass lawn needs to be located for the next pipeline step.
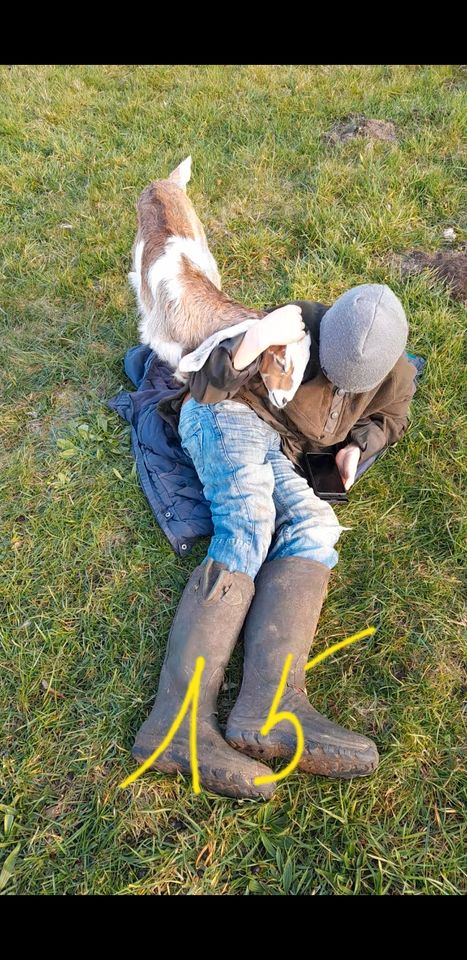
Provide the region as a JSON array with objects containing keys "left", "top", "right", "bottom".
[{"left": 0, "top": 64, "right": 465, "bottom": 896}]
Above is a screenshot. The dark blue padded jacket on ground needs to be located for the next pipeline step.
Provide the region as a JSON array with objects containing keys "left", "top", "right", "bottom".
[{"left": 108, "top": 345, "right": 425, "bottom": 558}]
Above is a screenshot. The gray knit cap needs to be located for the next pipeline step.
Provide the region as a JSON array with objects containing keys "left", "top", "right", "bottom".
[{"left": 319, "top": 284, "right": 408, "bottom": 393}]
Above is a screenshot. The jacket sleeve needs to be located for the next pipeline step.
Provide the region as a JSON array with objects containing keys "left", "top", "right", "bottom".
[
  {"left": 188, "top": 333, "right": 263, "bottom": 404},
  {"left": 348, "top": 359, "right": 417, "bottom": 466}
]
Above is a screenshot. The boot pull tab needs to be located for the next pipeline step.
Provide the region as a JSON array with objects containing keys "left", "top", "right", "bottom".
[{"left": 201, "top": 559, "right": 232, "bottom": 603}]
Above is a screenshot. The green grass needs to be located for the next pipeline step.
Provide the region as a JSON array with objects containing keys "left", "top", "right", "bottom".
[{"left": 1, "top": 64, "right": 466, "bottom": 896}]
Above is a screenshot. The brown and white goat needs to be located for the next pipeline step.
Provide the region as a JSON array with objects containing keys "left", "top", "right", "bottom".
[
  {"left": 129, "top": 157, "right": 310, "bottom": 405},
  {"left": 129, "top": 156, "right": 265, "bottom": 370}
]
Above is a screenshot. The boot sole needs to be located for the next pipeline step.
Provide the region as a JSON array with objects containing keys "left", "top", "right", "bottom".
[
  {"left": 226, "top": 728, "right": 379, "bottom": 779},
  {"left": 132, "top": 743, "right": 276, "bottom": 801}
]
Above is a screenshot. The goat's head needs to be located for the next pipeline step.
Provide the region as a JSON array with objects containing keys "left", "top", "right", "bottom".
[{"left": 260, "top": 334, "right": 311, "bottom": 408}]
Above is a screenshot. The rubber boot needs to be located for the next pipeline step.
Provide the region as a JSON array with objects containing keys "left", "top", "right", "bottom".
[
  {"left": 132, "top": 558, "right": 276, "bottom": 800},
  {"left": 226, "top": 557, "right": 379, "bottom": 778}
]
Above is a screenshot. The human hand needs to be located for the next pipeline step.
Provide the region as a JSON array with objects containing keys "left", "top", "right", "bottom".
[
  {"left": 257, "top": 305, "right": 306, "bottom": 350},
  {"left": 335, "top": 444, "right": 361, "bottom": 491}
]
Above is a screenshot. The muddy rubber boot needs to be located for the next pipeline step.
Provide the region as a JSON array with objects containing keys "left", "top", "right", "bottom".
[
  {"left": 226, "top": 557, "right": 379, "bottom": 779},
  {"left": 132, "top": 558, "right": 276, "bottom": 800}
]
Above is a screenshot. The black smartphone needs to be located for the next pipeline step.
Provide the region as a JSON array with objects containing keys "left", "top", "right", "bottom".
[{"left": 303, "top": 452, "right": 348, "bottom": 502}]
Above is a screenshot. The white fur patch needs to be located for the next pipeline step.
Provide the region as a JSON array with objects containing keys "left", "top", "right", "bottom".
[
  {"left": 134, "top": 238, "right": 144, "bottom": 275},
  {"left": 128, "top": 239, "right": 144, "bottom": 297},
  {"left": 147, "top": 243, "right": 183, "bottom": 308},
  {"left": 146, "top": 236, "right": 219, "bottom": 308},
  {"left": 151, "top": 339, "right": 183, "bottom": 367}
]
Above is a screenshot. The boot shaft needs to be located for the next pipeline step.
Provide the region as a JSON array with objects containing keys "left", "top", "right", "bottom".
[
  {"left": 226, "top": 557, "right": 379, "bottom": 780},
  {"left": 132, "top": 558, "right": 277, "bottom": 800},
  {"left": 157, "top": 558, "right": 255, "bottom": 714},
  {"left": 241, "top": 557, "right": 330, "bottom": 693}
]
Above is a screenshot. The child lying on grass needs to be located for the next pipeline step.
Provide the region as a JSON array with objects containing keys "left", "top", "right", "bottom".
[{"left": 133, "top": 284, "right": 417, "bottom": 799}]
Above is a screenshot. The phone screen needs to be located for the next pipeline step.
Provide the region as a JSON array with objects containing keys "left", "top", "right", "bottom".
[{"left": 305, "top": 453, "right": 347, "bottom": 497}]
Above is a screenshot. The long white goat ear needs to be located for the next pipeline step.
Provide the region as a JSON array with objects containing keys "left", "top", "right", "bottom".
[
  {"left": 178, "top": 317, "right": 260, "bottom": 372},
  {"left": 168, "top": 156, "right": 192, "bottom": 191}
]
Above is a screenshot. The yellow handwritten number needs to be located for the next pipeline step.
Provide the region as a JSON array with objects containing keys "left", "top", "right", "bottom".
[
  {"left": 253, "top": 654, "right": 305, "bottom": 785},
  {"left": 118, "top": 655, "right": 205, "bottom": 793},
  {"left": 253, "top": 627, "right": 376, "bottom": 786},
  {"left": 119, "top": 627, "right": 376, "bottom": 794}
]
